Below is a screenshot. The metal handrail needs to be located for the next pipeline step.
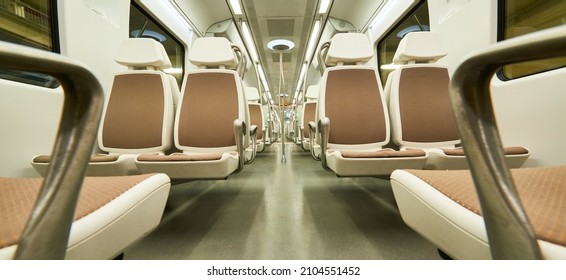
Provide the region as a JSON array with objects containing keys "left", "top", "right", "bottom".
[
  {"left": 232, "top": 45, "right": 246, "bottom": 78},
  {"left": 233, "top": 119, "right": 247, "bottom": 174},
  {"left": 317, "top": 117, "right": 331, "bottom": 171},
  {"left": 317, "top": 41, "right": 331, "bottom": 74},
  {"left": 0, "top": 42, "right": 104, "bottom": 259},
  {"left": 450, "top": 26, "right": 566, "bottom": 259}
]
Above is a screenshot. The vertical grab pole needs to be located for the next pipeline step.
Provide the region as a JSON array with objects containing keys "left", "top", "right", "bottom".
[{"left": 278, "top": 51, "right": 286, "bottom": 162}]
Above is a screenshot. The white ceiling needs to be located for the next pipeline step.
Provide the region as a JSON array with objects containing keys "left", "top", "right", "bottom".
[
  {"left": 173, "top": 0, "right": 386, "bottom": 102},
  {"left": 242, "top": 0, "right": 320, "bottom": 101}
]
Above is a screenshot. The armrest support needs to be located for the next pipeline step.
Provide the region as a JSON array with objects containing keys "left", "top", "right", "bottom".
[
  {"left": 246, "top": 124, "right": 258, "bottom": 164},
  {"left": 450, "top": 26, "right": 566, "bottom": 259},
  {"left": 259, "top": 126, "right": 267, "bottom": 152},
  {"left": 0, "top": 42, "right": 104, "bottom": 259},
  {"left": 233, "top": 119, "right": 247, "bottom": 173},
  {"left": 318, "top": 117, "right": 331, "bottom": 171},
  {"left": 308, "top": 121, "right": 319, "bottom": 160}
]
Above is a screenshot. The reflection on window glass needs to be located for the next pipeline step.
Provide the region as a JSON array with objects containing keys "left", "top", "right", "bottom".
[
  {"left": 0, "top": 0, "right": 59, "bottom": 88},
  {"left": 377, "top": 1, "right": 429, "bottom": 86},
  {"left": 500, "top": 0, "right": 566, "bottom": 79},
  {"left": 130, "top": 2, "right": 185, "bottom": 88}
]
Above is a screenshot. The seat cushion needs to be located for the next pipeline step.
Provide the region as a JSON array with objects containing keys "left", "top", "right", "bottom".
[
  {"left": 0, "top": 174, "right": 170, "bottom": 259},
  {"left": 392, "top": 167, "right": 566, "bottom": 259}
]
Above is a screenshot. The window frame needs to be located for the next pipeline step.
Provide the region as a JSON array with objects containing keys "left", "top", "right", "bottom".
[
  {"left": 376, "top": 0, "right": 429, "bottom": 87},
  {"left": 130, "top": 1, "right": 186, "bottom": 88},
  {"left": 0, "top": 0, "right": 61, "bottom": 88}
]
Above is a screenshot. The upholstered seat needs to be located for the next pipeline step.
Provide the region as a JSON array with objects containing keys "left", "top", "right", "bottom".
[
  {"left": 135, "top": 37, "right": 252, "bottom": 180},
  {"left": 31, "top": 38, "right": 178, "bottom": 176},
  {"left": 313, "top": 33, "right": 427, "bottom": 176},
  {"left": 0, "top": 174, "right": 170, "bottom": 259},
  {"left": 391, "top": 168, "right": 566, "bottom": 259},
  {"left": 385, "top": 32, "right": 529, "bottom": 170},
  {"left": 0, "top": 40, "right": 171, "bottom": 260},
  {"left": 390, "top": 27, "right": 566, "bottom": 259}
]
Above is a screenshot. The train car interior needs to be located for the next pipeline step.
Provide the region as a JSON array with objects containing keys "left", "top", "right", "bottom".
[{"left": 0, "top": 0, "right": 565, "bottom": 265}]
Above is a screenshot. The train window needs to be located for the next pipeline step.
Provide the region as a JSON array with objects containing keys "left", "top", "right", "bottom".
[
  {"left": 377, "top": 1, "right": 429, "bottom": 86},
  {"left": 499, "top": 0, "right": 566, "bottom": 80},
  {"left": 0, "top": 0, "right": 59, "bottom": 88},
  {"left": 130, "top": 2, "right": 185, "bottom": 87}
]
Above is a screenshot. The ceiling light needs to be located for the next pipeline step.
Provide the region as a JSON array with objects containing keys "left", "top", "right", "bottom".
[
  {"left": 229, "top": 0, "right": 243, "bottom": 15},
  {"left": 304, "top": 21, "right": 321, "bottom": 62},
  {"left": 267, "top": 39, "right": 295, "bottom": 51},
  {"left": 241, "top": 22, "right": 258, "bottom": 62},
  {"left": 319, "top": 0, "right": 331, "bottom": 14},
  {"left": 294, "top": 63, "right": 307, "bottom": 99},
  {"left": 257, "top": 64, "right": 270, "bottom": 93}
]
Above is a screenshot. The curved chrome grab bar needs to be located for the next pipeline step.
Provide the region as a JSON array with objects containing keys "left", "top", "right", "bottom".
[
  {"left": 317, "top": 117, "right": 331, "bottom": 171},
  {"left": 450, "top": 26, "right": 566, "bottom": 259},
  {"left": 317, "top": 41, "right": 331, "bottom": 74},
  {"left": 233, "top": 119, "right": 247, "bottom": 173},
  {"left": 245, "top": 125, "right": 258, "bottom": 164},
  {"left": 232, "top": 45, "right": 247, "bottom": 78},
  {"left": 0, "top": 42, "right": 104, "bottom": 259}
]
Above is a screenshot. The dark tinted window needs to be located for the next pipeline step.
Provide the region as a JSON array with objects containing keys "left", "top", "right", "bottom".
[
  {"left": 377, "top": 1, "right": 429, "bottom": 86},
  {"left": 130, "top": 2, "right": 185, "bottom": 87},
  {"left": 499, "top": 0, "right": 566, "bottom": 79},
  {"left": 0, "top": 0, "right": 59, "bottom": 88}
]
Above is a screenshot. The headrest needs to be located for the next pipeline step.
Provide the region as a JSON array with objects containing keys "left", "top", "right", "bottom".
[
  {"left": 245, "top": 87, "right": 260, "bottom": 102},
  {"left": 115, "top": 38, "right": 171, "bottom": 69},
  {"left": 305, "top": 85, "right": 319, "bottom": 100},
  {"left": 325, "top": 33, "right": 373, "bottom": 66},
  {"left": 189, "top": 37, "right": 238, "bottom": 68},
  {"left": 393, "top": 32, "right": 447, "bottom": 64}
]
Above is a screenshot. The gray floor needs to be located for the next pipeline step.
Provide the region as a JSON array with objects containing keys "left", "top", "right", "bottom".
[{"left": 124, "top": 142, "right": 441, "bottom": 260}]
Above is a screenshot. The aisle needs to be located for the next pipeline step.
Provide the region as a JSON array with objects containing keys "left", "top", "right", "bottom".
[{"left": 124, "top": 142, "right": 440, "bottom": 260}]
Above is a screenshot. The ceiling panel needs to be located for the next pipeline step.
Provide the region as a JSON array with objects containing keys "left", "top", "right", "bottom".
[
  {"left": 267, "top": 19, "right": 296, "bottom": 37},
  {"left": 243, "top": 0, "right": 319, "bottom": 100}
]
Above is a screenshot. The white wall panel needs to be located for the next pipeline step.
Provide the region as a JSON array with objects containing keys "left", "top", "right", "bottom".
[{"left": 0, "top": 81, "right": 62, "bottom": 177}]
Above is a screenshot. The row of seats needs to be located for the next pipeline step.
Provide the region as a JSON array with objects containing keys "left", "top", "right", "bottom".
[
  {"left": 303, "top": 32, "right": 529, "bottom": 177},
  {"left": 302, "top": 31, "right": 565, "bottom": 259},
  {"left": 6, "top": 35, "right": 267, "bottom": 259},
  {"left": 32, "top": 37, "right": 259, "bottom": 180}
]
